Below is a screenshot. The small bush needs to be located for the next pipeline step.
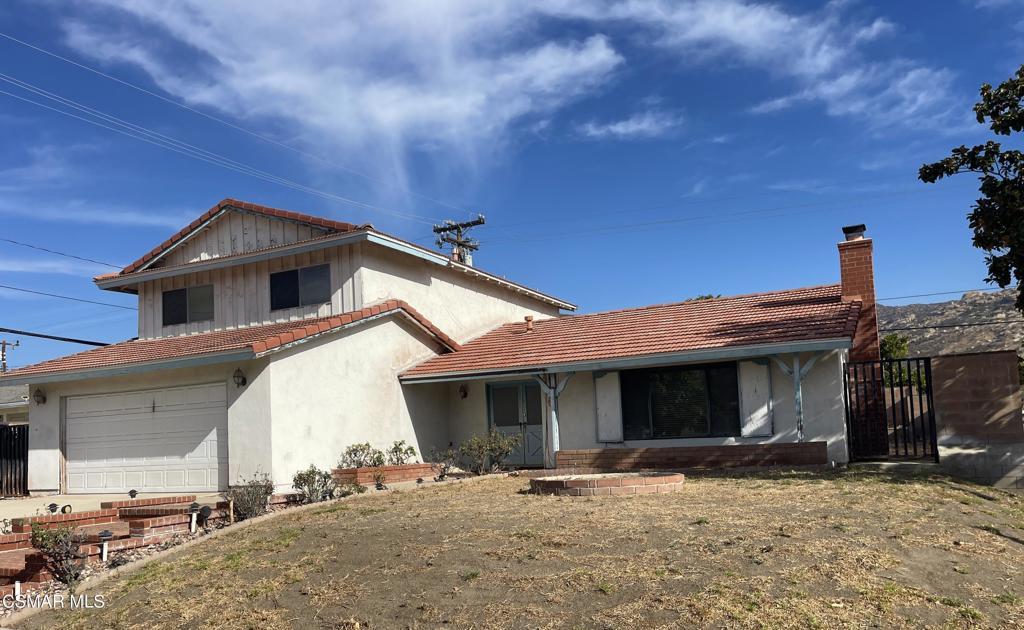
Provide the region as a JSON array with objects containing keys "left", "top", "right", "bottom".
[
  {"left": 31, "top": 524, "right": 86, "bottom": 590},
  {"left": 338, "top": 443, "right": 386, "bottom": 469},
  {"left": 292, "top": 465, "right": 337, "bottom": 504},
  {"left": 459, "top": 429, "right": 521, "bottom": 475},
  {"left": 430, "top": 446, "right": 459, "bottom": 480},
  {"left": 337, "top": 483, "right": 368, "bottom": 497},
  {"left": 372, "top": 469, "right": 387, "bottom": 490},
  {"left": 387, "top": 440, "right": 418, "bottom": 466},
  {"left": 227, "top": 472, "right": 274, "bottom": 521}
]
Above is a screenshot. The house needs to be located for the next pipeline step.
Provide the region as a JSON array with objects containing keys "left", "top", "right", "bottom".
[
  {"left": 0, "top": 199, "right": 879, "bottom": 495},
  {"left": 0, "top": 385, "right": 28, "bottom": 425}
]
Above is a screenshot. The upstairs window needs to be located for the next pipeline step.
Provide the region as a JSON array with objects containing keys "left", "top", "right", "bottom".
[
  {"left": 162, "top": 285, "right": 214, "bottom": 326},
  {"left": 270, "top": 264, "right": 331, "bottom": 310},
  {"left": 621, "top": 363, "right": 740, "bottom": 440}
]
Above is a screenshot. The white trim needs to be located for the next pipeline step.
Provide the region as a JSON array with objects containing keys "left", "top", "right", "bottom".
[{"left": 0, "top": 349, "right": 254, "bottom": 386}]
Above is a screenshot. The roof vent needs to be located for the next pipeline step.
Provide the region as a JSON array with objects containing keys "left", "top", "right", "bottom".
[
  {"left": 525, "top": 315, "right": 534, "bottom": 332},
  {"left": 842, "top": 224, "right": 866, "bottom": 241}
]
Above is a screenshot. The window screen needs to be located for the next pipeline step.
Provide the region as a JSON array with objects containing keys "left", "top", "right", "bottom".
[
  {"left": 270, "top": 264, "right": 330, "bottom": 310},
  {"left": 162, "top": 285, "right": 214, "bottom": 326},
  {"left": 621, "top": 363, "right": 740, "bottom": 440}
]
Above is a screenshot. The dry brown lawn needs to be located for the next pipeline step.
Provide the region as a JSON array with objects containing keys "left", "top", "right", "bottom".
[{"left": 18, "top": 469, "right": 1024, "bottom": 629}]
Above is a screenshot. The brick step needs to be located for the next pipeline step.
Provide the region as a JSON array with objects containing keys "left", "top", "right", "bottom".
[
  {"left": 75, "top": 521, "right": 131, "bottom": 543},
  {"left": 99, "top": 495, "right": 197, "bottom": 510},
  {"left": 11, "top": 509, "right": 119, "bottom": 534},
  {"left": 0, "top": 533, "right": 32, "bottom": 553},
  {"left": 117, "top": 506, "right": 195, "bottom": 519}
]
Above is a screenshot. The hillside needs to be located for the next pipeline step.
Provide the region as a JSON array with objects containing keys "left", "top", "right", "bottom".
[{"left": 877, "top": 289, "right": 1024, "bottom": 357}]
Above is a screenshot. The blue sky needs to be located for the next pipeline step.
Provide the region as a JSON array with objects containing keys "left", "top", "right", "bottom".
[{"left": 0, "top": 0, "right": 1020, "bottom": 368}]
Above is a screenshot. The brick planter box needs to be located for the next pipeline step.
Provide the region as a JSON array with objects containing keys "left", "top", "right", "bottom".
[
  {"left": 555, "top": 442, "right": 828, "bottom": 471},
  {"left": 530, "top": 472, "right": 686, "bottom": 497},
  {"left": 333, "top": 462, "right": 435, "bottom": 485}
]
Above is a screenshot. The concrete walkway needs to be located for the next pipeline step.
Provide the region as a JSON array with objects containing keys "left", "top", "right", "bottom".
[{"left": 0, "top": 493, "right": 222, "bottom": 521}]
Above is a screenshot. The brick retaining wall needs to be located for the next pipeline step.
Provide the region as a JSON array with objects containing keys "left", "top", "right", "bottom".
[
  {"left": 555, "top": 442, "right": 828, "bottom": 470},
  {"left": 333, "top": 462, "right": 435, "bottom": 485}
]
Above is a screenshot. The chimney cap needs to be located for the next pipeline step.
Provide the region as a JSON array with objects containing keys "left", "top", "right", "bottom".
[{"left": 842, "top": 224, "right": 867, "bottom": 241}]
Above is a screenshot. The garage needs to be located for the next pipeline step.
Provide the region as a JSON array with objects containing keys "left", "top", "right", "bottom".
[{"left": 64, "top": 383, "right": 227, "bottom": 493}]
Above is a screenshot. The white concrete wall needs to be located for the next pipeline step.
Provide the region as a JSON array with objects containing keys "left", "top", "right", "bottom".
[
  {"left": 25, "top": 359, "right": 271, "bottom": 494},
  {"left": 440, "top": 351, "right": 850, "bottom": 466},
  {"left": 359, "top": 244, "right": 561, "bottom": 342},
  {"left": 265, "top": 317, "right": 451, "bottom": 489}
]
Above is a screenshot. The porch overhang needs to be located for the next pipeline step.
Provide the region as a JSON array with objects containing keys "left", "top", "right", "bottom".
[{"left": 399, "top": 337, "right": 852, "bottom": 384}]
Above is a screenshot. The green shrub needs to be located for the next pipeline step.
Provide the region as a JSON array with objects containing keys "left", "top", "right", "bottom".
[
  {"left": 429, "top": 446, "right": 459, "bottom": 480},
  {"left": 459, "top": 429, "right": 521, "bottom": 475},
  {"left": 337, "top": 482, "right": 368, "bottom": 497},
  {"left": 227, "top": 472, "right": 275, "bottom": 521},
  {"left": 292, "top": 465, "right": 337, "bottom": 503},
  {"left": 338, "top": 443, "right": 386, "bottom": 469},
  {"left": 386, "top": 440, "right": 418, "bottom": 466},
  {"left": 31, "top": 524, "right": 86, "bottom": 590}
]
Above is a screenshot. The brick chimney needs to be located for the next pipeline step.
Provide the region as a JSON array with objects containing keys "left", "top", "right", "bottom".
[{"left": 838, "top": 224, "right": 880, "bottom": 361}]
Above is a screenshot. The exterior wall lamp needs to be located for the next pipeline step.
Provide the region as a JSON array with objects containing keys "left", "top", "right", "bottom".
[
  {"left": 233, "top": 368, "right": 247, "bottom": 388},
  {"left": 32, "top": 388, "right": 46, "bottom": 405}
]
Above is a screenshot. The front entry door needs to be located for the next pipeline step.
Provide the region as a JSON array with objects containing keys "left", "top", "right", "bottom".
[{"left": 489, "top": 382, "right": 543, "bottom": 467}]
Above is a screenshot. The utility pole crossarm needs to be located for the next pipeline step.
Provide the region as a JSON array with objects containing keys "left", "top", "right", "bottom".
[{"left": 433, "top": 214, "right": 486, "bottom": 265}]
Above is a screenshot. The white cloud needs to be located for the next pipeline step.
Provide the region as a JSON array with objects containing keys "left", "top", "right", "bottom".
[
  {"left": 63, "top": 1, "right": 623, "bottom": 181},
  {"left": 0, "top": 198, "right": 191, "bottom": 228},
  {"left": 56, "top": 0, "right": 964, "bottom": 181},
  {"left": 578, "top": 110, "right": 683, "bottom": 139},
  {"left": 0, "top": 257, "right": 109, "bottom": 277}
]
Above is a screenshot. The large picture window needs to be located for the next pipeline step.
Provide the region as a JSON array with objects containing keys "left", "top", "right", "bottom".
[
  {"left": 621, "top": 363, "right": 740, "bottom": 440},
  {"left": 270, "top": 264, "right": 331, "bottom": 310},
  {"left": 162, "top": 285, "right": 214, "bottom": 326}
]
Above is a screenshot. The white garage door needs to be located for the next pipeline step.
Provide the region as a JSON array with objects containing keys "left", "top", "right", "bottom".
[{"left": 65, "top": 383, "right": 227, "bottom": 493}]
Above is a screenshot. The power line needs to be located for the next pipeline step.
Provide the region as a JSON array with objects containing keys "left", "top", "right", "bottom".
[
  {"left": 0, "top": 237, "right": 122, "bottom": 269},
  {"left": 0, "top": 30, "right": 478, "bottom": 218},
  {"left": 0, "top": 75, "right": 440, "bottom": 226},
  {"left": 880, "top": 320, "right": 1024, "bottom": 331},
  {"left": 877, "top": 287, "right": 1008, "bottom": 301},
  {"left": 0, "top": 284, "right": 136, "bottom": 310},
  {"left": 0, "top": 327, "right": 109, "bottom": 347}
]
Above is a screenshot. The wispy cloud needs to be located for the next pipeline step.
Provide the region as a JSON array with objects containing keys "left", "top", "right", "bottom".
[
  {"left": 0, "top": 198, "right": 191, "bottom": 228},
  {"left": 578, "top": 109, "right": 683, "bottom": 140},
  {"left": 0, "top": 257, "right": 109, "bottom": 277}
]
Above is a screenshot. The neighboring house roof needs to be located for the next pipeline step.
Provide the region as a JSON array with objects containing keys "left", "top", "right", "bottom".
[
  {"left": 402, "top": 285, "right": 861, "bottom": 380},
  {"left": 0, "top": 385, "right": 29, "bottom": 409},
  {"left": 0, "top": 301, "right": 459, "bottom": 385},
  {"left": 94, "top": 198, "right": 576, "bottom": 311}
]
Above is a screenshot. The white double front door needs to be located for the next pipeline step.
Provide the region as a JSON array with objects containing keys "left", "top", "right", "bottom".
[{"left": 489, "top": 382, "right": 544, "bottom": 468}]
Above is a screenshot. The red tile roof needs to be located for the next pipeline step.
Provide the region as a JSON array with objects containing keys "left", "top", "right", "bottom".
[
  {"left": 402, "top": 285, "right": 861, "bottom": 378},
  {"left": 0, "top": 301, "right": 459, "bottom": 381},
  {"left": 104, "top": 198, "right": 361, "bottom": 279}
]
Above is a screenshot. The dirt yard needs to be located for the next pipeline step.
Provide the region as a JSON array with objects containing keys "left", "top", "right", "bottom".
[{"left": 18, "top": 469, "right": 1024, "bottom": 629}]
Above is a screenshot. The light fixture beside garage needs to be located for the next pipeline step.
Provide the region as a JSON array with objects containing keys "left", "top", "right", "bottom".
[
  {"left": 32, "top": 388, "right": 46, "bottom": 405},
  {"left": 233, "top": 368, "right": 247, "bottom": 388}
]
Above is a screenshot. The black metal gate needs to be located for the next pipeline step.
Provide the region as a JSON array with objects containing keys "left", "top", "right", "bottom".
[
  {"left": 844, "top": 358, "right": 938, "bottom": 462},
  {"left": 0, "top": 425, "right": 28, "bottom": 496}
]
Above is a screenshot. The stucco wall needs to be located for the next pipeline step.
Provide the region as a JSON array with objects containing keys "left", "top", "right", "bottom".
[
  {"left": 440, "top": 351, "right": 850, "bottom": 466},
  {"left": 25, "top": 359, "right": 270, "bottom": 494},
  {"left": 359, "top": 244, "right": 562, "bottom": 343},
  {"left": 266, "top": 317, "right": 451, "bottom": 488}
]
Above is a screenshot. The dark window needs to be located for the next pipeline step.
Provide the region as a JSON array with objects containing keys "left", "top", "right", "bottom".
[
  {"left": 162, "top": 285, "right": 214, "bottom": 326},
  {"left": 162, "top": 288, "right": 187, "bottom": 326},
  {"left": 270, "top": 264, "right": 330, "bottom": 310},
  {"left": 621, "top": 363, "right": 740, "bottom": 440}
]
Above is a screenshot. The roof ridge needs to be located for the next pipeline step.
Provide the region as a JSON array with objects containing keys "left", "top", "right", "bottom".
[{"left": 116, "top": 198, "right": 362, "bottom": 276}]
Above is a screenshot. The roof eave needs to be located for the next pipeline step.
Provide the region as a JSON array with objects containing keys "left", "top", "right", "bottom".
[
  {"left": 0, "top": 349, "right": 255, "bottom": 387},
  {"left": 400, "top": 337, "right": 852, "bottom": 384},
  {"left": 96, "top": 229, "right": 577, "bottom": 311}
]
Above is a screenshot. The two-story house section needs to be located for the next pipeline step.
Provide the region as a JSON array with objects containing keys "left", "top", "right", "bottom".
[{"left": 2, "top": 199, "right": 574, "bottom": 494}]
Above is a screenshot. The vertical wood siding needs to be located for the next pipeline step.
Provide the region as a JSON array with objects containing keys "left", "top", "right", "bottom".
[
  {"left": 137, "top": 244, "right": 363, "bottom": 339},
  {"left": 161, "top": 211, "right": 327, "bottom": 267}
]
